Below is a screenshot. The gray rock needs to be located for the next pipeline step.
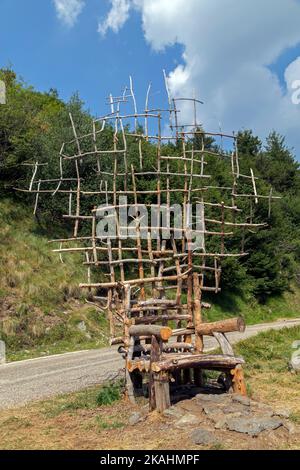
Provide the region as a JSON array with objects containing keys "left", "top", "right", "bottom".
[
  {"left": 196, "top": 393, "right": 230, "bottom": 404},
  {"left": 273, "top": 408, "right": 290, "bottom": 419},
  {"left": 250, "top": 401, "right": 274, "bottom": 414},
  {"left": 174, "top": 413, "right": 201, "bottom": 428},
  {"left": 214, "top": 417, "right": 229, "bottom": 430},
  {"left": 202, "top": 405, "right": 233, "bottom": 426},
  {"left": 226, "top": 416, "right": 283, "bottom": 436},
  {"left": 77, "top": 321, "right": 87, "bottom": 332},
  {"left": 163, "top": 406, "right": 184, "bottom": 419},
  {"left": 289, "top": 355, "right": 300, "bottom": 373},
  {"left": 191, "top": 428, "right": 219, "bottom": 446},
  {"left": 222, "top": 404, "right": 250, "bottom": 416},
  {"left": 232, "top": 394, "right": 251, "bottom": 406},
  {"left": 129, "top": 412, "right": 144, "bottom": 426},
  {"left": 283, "top": 422, "right": 297, "bottom": 435},
  {"left": 0, "top": 341, "right": 6, "bottom": 365}
]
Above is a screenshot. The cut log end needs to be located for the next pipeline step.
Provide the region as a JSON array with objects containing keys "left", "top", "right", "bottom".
[
  {"left": 197, "top": 316, "right": 246, "bottom": 336},
  {"left": 129, "top": 324, "right": 172, "bottom": 342}
]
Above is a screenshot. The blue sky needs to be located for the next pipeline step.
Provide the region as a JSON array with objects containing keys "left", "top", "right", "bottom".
[
  {"left": 1, "top": 0, "right": 300, "bottom": 155},
  {"left": 0, "top": 0, "right": 182, "bottom": 116}
]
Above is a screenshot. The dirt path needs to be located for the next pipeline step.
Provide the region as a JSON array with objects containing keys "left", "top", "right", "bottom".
[{"left": 0, "top": 318, "right": 300, "bottom": 410}]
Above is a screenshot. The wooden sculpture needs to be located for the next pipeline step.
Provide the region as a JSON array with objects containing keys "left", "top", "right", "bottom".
[{"left": 18, "top": 75, "right": 278, "bottom": 411}]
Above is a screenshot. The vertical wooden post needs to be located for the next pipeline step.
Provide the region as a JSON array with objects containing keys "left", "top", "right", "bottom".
[
  {"left": 193, "top": 272, "right": 204, "bottom": 386},
  {"left": 124, "top": 285, "right": 135, "bottom": 404},
  {"left": 154, "top": 372, "right": 170, "bottom": 413},
  {"left": 149, "top": 335, "right": 162, "bottom": 411},
  {"left": 231, "top": 365, "right": 247, "bottom": 396}
]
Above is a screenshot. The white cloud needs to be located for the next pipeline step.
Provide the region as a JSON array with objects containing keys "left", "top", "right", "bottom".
[
  {"left": 99, "top": 0, "right": 300, "bottom": 154},
  {"left": 98, "top": 0, "right": 131, "bottom": 37},
  {"left": 53, "top": 0, "right": 85, "bottom": 27},
  {"left": 285, "top": 57, "right": 300, "bottom": 89}
]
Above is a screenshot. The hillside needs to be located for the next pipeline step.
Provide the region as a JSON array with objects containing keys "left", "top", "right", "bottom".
[{"left": 0, "top": 198, "right": 109, "bottom": 361}]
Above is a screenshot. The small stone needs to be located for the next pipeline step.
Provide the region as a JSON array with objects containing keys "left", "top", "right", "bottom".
[
  {"left": 174, "top": 413, "right": 201, "bottom": 428},
  {"left": 191, "top": 428, "right": 219, "bottom": 446},
  {"left": 274, "top": 409, "right": 290, "bottom": 419},
  {"left": 203, "top": 405, "right": 219, "bottom": 417},
  {"left": 77, "top": 321, "right": 87, "bottom": 332},
  {"left": 163, "top": 406, "right": 184, "bottom": 419},
  {"left": 222, "top": 404, "right": 250, "bottom": 416},
  {"left": 283, "top": 422, "right": 297, "bottom": 435},
  {"left": 129, "top": 412, "right": 144, "bottom": 426},
  {"left": 226, "top": 416, "right": 283, "bottom": 436},
  {"left": 214, "top": 417, "right": 228, "bottom": 430},
  {"left": 196, "top": 393, "right": 230, "bottom": 404},
  {"left": 250, "top": 401, "right": 274, "bottom": 413},
  {"left": 232, "top": 394, "right": 251, "bottom": 406}
]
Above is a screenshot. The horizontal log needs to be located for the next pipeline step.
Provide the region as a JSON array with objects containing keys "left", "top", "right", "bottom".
[
  {"left": 127, "top": 359, "right": 150, "bottom": 373},
  {"left": 129, "top": 325, "right": 172, "bottom": 341},
  {"left": 171, "top": 328, "right": 195, "bottom": 337},
  {"left": 110, "top": 337, "right": 124, "bottom": 346},
  {"left": 80, "top": 272, "right": 190, "bottom": 289},
  {"left": 134, "top": 314, "right": 192, "bottom": 324},
  {"left": 135, "top": 342, "right": 194, "bottom": 353},
  {"left": 151, "top": 354, "right": 245, "bottom": 372},
  {"left": 131, "top": 299, "right": 177, "bottom": 307},
  {"left": 196, "top": 317, "right": 245, "bottom": 336}
]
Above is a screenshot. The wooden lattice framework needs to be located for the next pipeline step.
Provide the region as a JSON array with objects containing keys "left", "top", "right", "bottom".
[{"left": 18, "top": 75, "right": 279, "bottom": 411}]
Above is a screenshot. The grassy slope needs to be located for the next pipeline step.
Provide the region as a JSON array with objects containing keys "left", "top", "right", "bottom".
[
  {"left": 0, "top": 326, "right": 299, "bottom": 450},
  {"left": 204, "top": 287, "right": 300, "bottom": 325},
  {"left": 0, "top": 199, "right": 109, "bottom": 361},
  {"left": 1, "top": 197, "right": 300, "bottom": 361},
  {"left": 237, "top": 326, "right": 300, "bottom": 423}
]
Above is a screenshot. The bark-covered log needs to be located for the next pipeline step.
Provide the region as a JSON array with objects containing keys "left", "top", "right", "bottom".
[
  {"left": 134, "top": 314, "right": 191, "bottom": 325},
  {"left": 129, "top": 324, "right": 172, "bottom": 341},
  {"left": 151, "top": 354, "right": 245, "bottom": 372},
  {"left": 149, "top": 336, "right": 161, "bottom": 411},
  {"left": 137, "top": 342, "right": 194, "bottom": 353},
  {"left": 196, "top": 317, "right": 245, "bottom": 336},
  {"left": 213, "top": 332, "right": 234, "bottom": 356},
  {"left": 154, "top": 371, "right": 170, "bottom": 412}
]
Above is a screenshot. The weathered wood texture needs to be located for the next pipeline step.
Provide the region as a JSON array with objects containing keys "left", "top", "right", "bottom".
[
  {"left": 151, "top": 354, "right": 245, "bottom": 373},
  {"left": 196, "top": 317, "right": 245, "bottom": 336},
  {"left": 129, "top": 325, "right": 172, "bottom": 341}
]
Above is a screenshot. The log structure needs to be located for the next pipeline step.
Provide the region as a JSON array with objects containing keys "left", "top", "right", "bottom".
[{"left": 18, "top": 73, "right": 278, "bottom": 412}]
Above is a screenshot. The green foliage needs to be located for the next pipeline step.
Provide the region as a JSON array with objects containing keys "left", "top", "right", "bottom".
[{"left": 96, "top": 381, "right": 124, "bottom": 406}]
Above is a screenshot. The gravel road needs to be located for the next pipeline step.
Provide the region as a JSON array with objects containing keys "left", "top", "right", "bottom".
[{"left": 1, "top": 318, "right": 300, "bottom": 410}]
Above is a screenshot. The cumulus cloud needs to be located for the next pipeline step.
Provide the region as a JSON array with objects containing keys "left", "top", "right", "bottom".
[
  {"left": 98, "top": 0, "right": 131, "bottom": 36},
  {"left": 99, "top": 0, "right": 300, "bottom": 154},
  {"left": 285, "top": 57, "right": 300, "bottom": 89},
  {"left": 53, "top": 0, "right": 85, "bottom": 27}
]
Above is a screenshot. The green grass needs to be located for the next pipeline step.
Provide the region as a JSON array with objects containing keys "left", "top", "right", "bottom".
[
  {"left": 203, "top": 288, "right": 300, "bottom": 325},
  {"left": 235, "top": 326, "right": 300, "bottom": 418},
  {"left": 42, "top": 381, "right": 124, "bottom": 418},
  {"left": 0, "top": 198, "right": 109, "bottom": 360},
  {"left": 95, "top": 416, "right": 125, "bottom": 431},
  {"left": 236, "top": 325, "right": 300, "bottom": 371},
  {"left": 96, "top": 381, "right": 124, "bottom": 406}
]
